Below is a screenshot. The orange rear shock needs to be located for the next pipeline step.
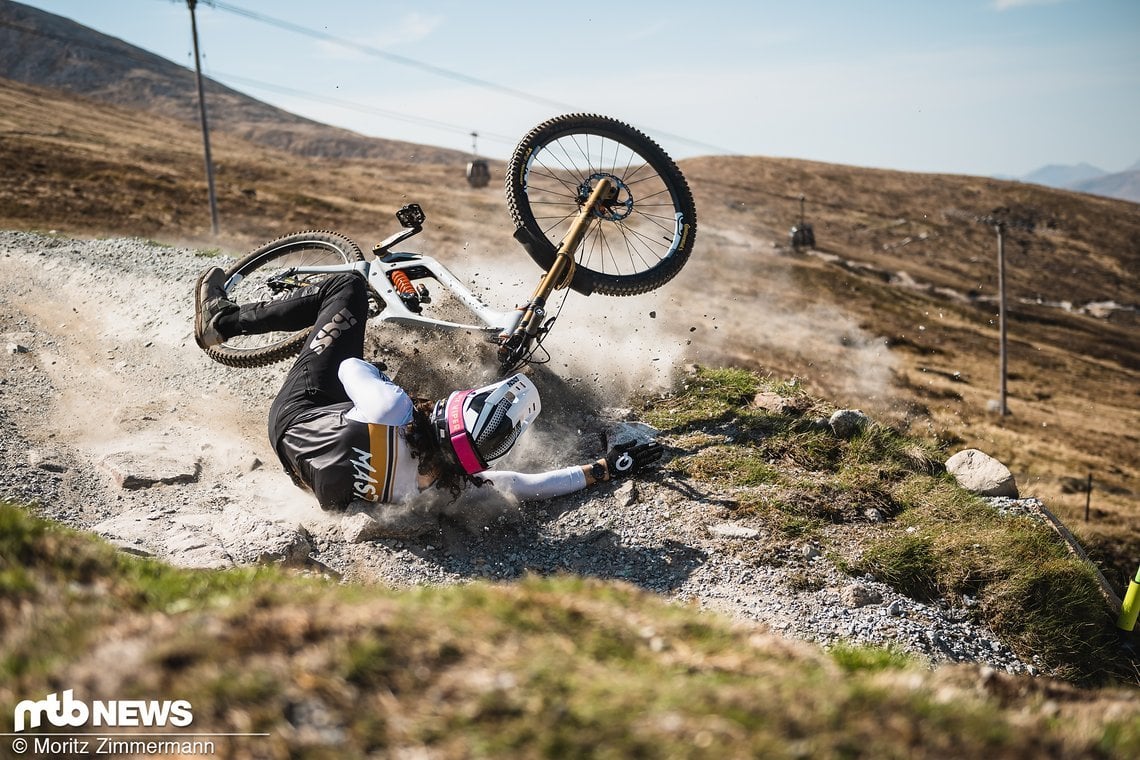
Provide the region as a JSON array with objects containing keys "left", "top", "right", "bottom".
[{"left": 389, "top": 270, "right": 422, "bottom": 313}]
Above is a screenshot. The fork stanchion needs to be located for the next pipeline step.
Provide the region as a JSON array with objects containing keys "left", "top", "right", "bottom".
[
  {"left": 505, "top": 177, "right": 614, "bottom": 363},
  {"left": 544, "top": 176, "right": 613, "bottom": 293}
]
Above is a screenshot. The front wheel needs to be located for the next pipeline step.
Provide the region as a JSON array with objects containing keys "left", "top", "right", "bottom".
[
  {"left": 506, "top": 114, "right": 697, "bottom": 296},
  {"left": 204, "top": 230, "right": 366, "bottom": 368}
]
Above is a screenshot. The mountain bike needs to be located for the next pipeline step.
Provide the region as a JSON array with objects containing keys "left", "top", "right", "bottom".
[{"left": 202, "top": 113, "right": 698, "bottom": 374}]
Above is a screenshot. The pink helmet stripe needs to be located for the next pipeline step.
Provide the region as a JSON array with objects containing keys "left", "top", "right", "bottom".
[{"left": 445, "top": 390, "right": 484, "bottom": 475}]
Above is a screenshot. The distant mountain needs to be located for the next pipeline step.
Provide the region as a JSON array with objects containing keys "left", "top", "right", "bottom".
[
  {"left": 1020, "top": 160, "right": 1140, "bottom": 204},
  {"left": 1073, "top": 169, "right": 1140, "bottom": 204},
  {"left": 0, "top": 0, "right": 464, "bottom": 164},
  {"left": 1022, "top": 162, "right": 1108, "bottom": 189}
]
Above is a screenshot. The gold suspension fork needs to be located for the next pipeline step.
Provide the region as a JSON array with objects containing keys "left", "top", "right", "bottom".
[{"left": 499, "top": 177, "right": 615, "bottom": 368}]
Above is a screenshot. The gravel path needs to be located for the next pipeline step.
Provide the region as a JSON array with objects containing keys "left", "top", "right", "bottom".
[{"left": 0, "top": 230, "right": 1035, "bottom": 675}]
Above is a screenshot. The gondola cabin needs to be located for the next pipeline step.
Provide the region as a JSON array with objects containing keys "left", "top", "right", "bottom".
[{"left": 466, "top": 158, "right": 490, "bottom": 188}]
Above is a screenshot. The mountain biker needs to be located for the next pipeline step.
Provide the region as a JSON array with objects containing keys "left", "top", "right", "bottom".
[{"left": 193, "top": 267, "right": 663, "bottom": 516}]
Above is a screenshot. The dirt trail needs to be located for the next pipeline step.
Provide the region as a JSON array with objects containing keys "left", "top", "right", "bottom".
[{"left": 0, "top": 230, "right": 1033, "bottom": 674}]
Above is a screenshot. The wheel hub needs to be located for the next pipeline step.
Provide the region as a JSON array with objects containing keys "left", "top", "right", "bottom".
[{"left": 578, "top": 173, "right": 634, "bottom": 221}]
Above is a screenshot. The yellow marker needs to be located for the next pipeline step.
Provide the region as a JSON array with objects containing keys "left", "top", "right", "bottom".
[{"left": 1117, "top": 565, "right": 1140, "bottom": 632}]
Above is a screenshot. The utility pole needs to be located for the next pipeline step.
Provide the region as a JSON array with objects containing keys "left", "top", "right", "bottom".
[
  {"left": 995, "top": 220, "right": 1008, "bottom": 416},
  {"left": 187, "top": 0, "right": 220, "bottom": 236},
  {"left": 973, "top": 210, "right": 1034, "bottom": 417}
]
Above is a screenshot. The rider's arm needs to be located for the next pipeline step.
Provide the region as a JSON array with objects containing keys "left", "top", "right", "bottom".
[
  {"left": 339, "top": 358, "right": 414, "bottom": 426},
  {"left": 479, "top": 440, "right": 665, "bottom": 501},
  {"left": 479, "top": 457, "right": 612, "bottom": 501}
]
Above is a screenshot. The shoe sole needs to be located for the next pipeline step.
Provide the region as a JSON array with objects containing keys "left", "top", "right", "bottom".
[{"left": 194, "top": 267, "right": 221, "bottom": 350}]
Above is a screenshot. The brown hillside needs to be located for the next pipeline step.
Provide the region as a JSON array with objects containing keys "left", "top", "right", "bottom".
[
  {"left": 1, "top": 73, "right": 1137, "bottom": 592},
  {"left": 0, "top": 0, "right": 466, "bottom": 164}
]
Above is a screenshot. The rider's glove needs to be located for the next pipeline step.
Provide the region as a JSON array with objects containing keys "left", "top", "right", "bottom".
[{"left": 605, "top": 440, "right": 663, "bottom": 479}]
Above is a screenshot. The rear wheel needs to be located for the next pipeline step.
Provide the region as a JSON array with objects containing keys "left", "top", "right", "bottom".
[
  {"left": 204, "top": 231, "right": 365, "bottom": 368},
  {"left": 506, "top": 113, "right": 697, "bottom": 296}
]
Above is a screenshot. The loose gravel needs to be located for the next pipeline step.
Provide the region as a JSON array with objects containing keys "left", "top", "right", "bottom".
[{"left": 0, "top": 230, "right": 1034, "bottom": 675}]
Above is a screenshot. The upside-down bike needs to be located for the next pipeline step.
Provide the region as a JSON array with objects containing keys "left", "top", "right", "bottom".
[{"left": 202, "top": 114, "right": 698, "bottom": 374}]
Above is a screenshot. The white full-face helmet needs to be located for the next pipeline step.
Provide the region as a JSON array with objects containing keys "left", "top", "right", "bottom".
[{"left": 431, "top": 373, "right": 541, "bottom": 475}]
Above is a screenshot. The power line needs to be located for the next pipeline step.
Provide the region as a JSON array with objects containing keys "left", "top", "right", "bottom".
[
  {"left": 209, "top": 71, "right": 518, "bottom": 147},
  {"left": 5, "top": 3, "right": 738, "bottom": 157},
  {"left": 209, "top": 1, "right": 578, "bottom": 112},
  {"left": 201, "top": 1, "right": 739, "bottom": 157}
]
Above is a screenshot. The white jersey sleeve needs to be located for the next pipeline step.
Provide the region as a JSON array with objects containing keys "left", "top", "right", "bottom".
[
  {"left": 480, "top": 466, "right": 587, "bottom": 502},
  {"left": 339, "top": 358, "right": 414, "bottom": 426}
]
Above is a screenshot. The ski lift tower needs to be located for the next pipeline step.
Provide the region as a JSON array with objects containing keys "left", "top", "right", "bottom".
[{"left": 790, "top": 195, "right": 815, "bottom": 250}]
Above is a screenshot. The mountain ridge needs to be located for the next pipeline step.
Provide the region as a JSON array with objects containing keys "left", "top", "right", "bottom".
[
  {"left": 1019, "top": 160, "right": 1140, "bottom": 203},
  {"left": 0, "top": 0, "right": 466, "bottom": 164}
]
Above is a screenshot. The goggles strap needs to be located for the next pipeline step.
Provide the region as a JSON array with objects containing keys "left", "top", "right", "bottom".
[{"left": 446, "top": 390, "right": 485, "bottom": 475}]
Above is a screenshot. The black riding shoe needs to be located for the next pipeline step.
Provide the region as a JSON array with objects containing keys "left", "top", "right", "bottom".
[{"left": 194, "top": 267, "right": 238, "bottom": 349}]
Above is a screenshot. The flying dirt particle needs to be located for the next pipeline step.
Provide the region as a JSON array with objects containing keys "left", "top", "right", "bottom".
[
  {"left": 649, "top": 311, "right": 656, "bottom": 319},
  {"left": 689, "top": 327, "right": 696, "bottom": 332}
]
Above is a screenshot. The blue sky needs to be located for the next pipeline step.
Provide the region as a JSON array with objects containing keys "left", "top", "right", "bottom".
[{"left": 14, "top": 0, "right": 1140, "bottom": 177}]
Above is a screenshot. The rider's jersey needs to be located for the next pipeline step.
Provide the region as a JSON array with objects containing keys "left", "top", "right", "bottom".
[{"left": 275, "top": 359, "right": 585, "bottom": 511}]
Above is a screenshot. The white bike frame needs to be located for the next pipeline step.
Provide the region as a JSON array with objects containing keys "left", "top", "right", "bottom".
[
  {"left": 280, "top": 255, "right": 526, "bottom": 338},
  {"left": 242, "top": 178, "right": 614, "bottom": 372}
]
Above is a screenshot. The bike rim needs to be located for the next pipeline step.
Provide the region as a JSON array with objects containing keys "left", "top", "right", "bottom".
[{"left": 522, "top": 129, "right": 687, "bottom": 278}]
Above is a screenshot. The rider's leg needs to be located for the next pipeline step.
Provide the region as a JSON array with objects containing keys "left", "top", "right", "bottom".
[
  {"left": 263, "top": 273, "right": 371, "bottom": 443},
  {"left": 213, "top": 280, "right": 346, "bottom": 338}
]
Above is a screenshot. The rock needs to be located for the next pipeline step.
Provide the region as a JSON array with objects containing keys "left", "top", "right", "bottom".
[
  {"left": 343, "top": 501, "right": 440, "bottom": 542},
  {"left": 212, "top": 507, "right": 312, "bottom": 565},
  {"left": 840, "top": 583, "right": 883, "bottom": 608},
  {"left": 751, "top": 392, "right": 805, "bottom": 415},
  {"left": 3, "top": 331, "right": 33, "bottom": 353},
  {"left": 945, "top": 449, "right": 1018, "bottom": 498},
  {"left": 28, "top": 448, "right": 68, "bottom": 472},
  {"left": 94, "top": 507, "right": 311, "bottom": 568},
  {"left": 101, "top": 452, "right": 201, "bottom": 489},
  {"left": 163, "top": 523, "right": 232, "bottom": 569},
  {"left": 829, "top": 409, "right": 869, "bottom": 438},
  {"left": 108, "top": 539, "right": 152, "bottom": 557},
  {"left": 613, "top": 480, "right": 637, "bottom": 507},
  {"left": 708, "top": 523, "right": 760, "bottom": 539},
  {"left": 92, "top": 513, "right": 157, "bottom": 556},
  {"left": 342, "top": 512, "right": 382, "bottom": 544},
  {"left": 605, "top": 420, "right": 660, "bottom": 445}
]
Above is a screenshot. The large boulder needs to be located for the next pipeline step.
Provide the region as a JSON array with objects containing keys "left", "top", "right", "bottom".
[{"left": 945, "top": 449, "right": 1019, "bottom": 498}]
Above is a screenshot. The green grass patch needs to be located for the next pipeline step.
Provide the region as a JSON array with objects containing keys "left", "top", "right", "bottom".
[
  {"left": 828, "top": 642, "right": 916, "bottom": 673},
  {"left": 651, "top": 367, "right": 942, "bottom": 523},
  {"left": 856, "top": 478, "right": 1122, "bottom": 681},
  {"left": 642, "top": 367, "right": 1130, "bottom": 683}
]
